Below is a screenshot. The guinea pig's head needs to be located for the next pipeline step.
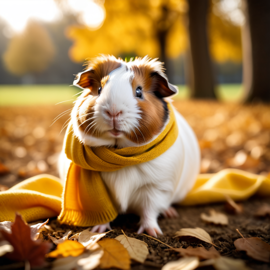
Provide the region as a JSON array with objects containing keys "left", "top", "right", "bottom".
[{"left": 72, "top": 55, "right": 178, "bottom": 148}]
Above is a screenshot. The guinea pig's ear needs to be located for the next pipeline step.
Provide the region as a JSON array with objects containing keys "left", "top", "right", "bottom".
[
  {"left": 73, "top": 68, "right": 96, "bottom": 91},
  {"left": 151, "top": 72, "right": 178, "bottom": 98},
  {"left": 73, "top": 55, "right": 122, "bottom": 94}
]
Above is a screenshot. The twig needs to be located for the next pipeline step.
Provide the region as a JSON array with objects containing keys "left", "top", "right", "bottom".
[
  {"left": 141, "top": 234, "right": 174, "bottom": 249},
  {"left": 236, "top": 229, "right": 245, "bottom": 239}
]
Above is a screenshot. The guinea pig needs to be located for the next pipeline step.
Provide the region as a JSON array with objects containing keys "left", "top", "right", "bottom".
[{"left": 59, "top": 55, "right": 200, "bottom": 237}]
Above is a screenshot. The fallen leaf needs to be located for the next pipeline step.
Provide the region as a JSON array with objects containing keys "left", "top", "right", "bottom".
[
  {"left": 98, "top": 238, "right": 130, "bottom": 270},
  {"left": 254, "top": 204, "right": 270, "bottom": 217},
  {"left": 170, "top": 246, "right": 220, "bottom": 260},
  {"left": 224, "top": 196, "right": 243, "bottom": 214},
  {"left": 116, "top": 233, "right": 149, "bottom": 263},
  {"left": 52, "top": 249, "right": 103, "bottom": 270},
  {"left": 69, "top": 232, "right": 80, "bottom": 241},
  {"left": 49, "top": 230, "right": 72, "bottom": 245},
  {"left": 1, "top": 219, "right": 49, "bottom": 240},
  {"left": 201, "top": 209, "right": 228, "bottom": 225},
  {"left": 0, "top": 213, "right": 51, "bottom": 267},
  {"left": 234, "top": 236, "right": 270, "bottom": 263},
  {"left": 0, "top": 221, "right": 12, "bottom": 234},
  {"left": 0, "top": 240, "right": 14, "bottom": 256},
  {"left": 174, "top": 227, "right": 216, "bottom": 246},
  {"left": 78, "top": 228, "right": 106, "bottom": 250},
  {"left": 29, "top": 219, "right": 49, "bottom": 240},
  {"left": 77, "top": 249, "right": 104, "bottom": 270},
  {"left": 162, "top": 256, "right": 199, "bottom": 270},
  {"left": 47, "top": 240, "right": 85, "bottom": 258},
  {"left": 199, "top": 256, "right": 250, "bottom": 270}
]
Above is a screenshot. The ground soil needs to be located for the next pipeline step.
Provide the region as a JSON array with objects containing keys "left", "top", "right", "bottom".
[{"left": 0, "top": 100, "right": 270, "bottom": 269}]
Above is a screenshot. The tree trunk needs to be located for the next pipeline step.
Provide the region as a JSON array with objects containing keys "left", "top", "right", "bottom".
[
  {"left": 242, "top": 0, "right": 270, "bottom": 102},
  {"left": 186, "top": 0, "right": 216, "bottom": 99},
  {"left": 157, "top": 29, "right": 172, "bottom": 80}
]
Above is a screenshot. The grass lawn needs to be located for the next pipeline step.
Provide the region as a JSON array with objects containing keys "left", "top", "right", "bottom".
[{"left": 0, "top": 84, "right": 243, "bottom": 106}]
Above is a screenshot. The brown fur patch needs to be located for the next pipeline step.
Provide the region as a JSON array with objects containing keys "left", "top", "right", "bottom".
[
  {"left": 74, "top": 55, "right": 121, "bottom": 137},
  {"left": 101, "top": 75, "right": 110, "bottom": 88},
  {"left": 128, "top": 62, "right": 167, "bottom": 144},
  {"left": 75, "top": 55, "right": 121, "bottom": 95}
]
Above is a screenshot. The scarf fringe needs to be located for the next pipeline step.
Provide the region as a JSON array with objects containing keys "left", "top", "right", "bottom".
[{"left": 57, "top": 207, "right": 118, "bottom": 226}]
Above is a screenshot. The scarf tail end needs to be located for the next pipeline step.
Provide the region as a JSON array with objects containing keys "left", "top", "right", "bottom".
[{"left": 57, "top": 207, "right": 118, "bottom": 227}]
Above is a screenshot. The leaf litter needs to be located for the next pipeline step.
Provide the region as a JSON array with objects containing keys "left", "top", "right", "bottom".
[
  {"left": 1, "top": 101, "right": 270, "bottom": 269},
  {"left": 234, "top": 229, "right": 270, "bottom": 263},
  {"left": 200, "top": 209, "right": 228, "bottom": 225}
]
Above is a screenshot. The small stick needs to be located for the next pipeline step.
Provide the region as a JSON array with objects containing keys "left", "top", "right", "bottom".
[
  {"left": 141, "top": 233, "right": 174, "bottom": 249},
  {"left": 236, "top": 229, "right": 245, "bottom": 239}
]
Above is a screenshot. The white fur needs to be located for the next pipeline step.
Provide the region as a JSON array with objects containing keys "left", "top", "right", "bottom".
[{"left": 60, "top": 63, "right": 200, "bottom": 234}]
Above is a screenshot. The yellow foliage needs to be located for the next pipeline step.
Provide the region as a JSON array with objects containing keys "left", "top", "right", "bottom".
[
  {"left": 209, "top": 6, "right": 242, "bottom": 63},
  {"left": 47, "top": 240, "right": 85, "bottom": 258},
  {"left": 3, "top": 21, "right": 55, "bottom": 76},
  {"left": 98, "top": 238, "right": 130, "bottom": 270},
  {"left": 67, "top": 0, "right": 242, "bottom": 63},
  {"left": 67, "top": 0, "right": 186, "bottom": 62}
]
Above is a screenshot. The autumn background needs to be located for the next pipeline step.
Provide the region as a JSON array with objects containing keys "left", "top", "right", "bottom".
[{"left": 0, "top": 0, "right": 270, "bottom": 269}]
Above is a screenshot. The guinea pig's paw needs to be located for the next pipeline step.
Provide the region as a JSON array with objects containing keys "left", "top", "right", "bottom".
[
  {"left": 137, "top": 223, "right": 163, "bottom": 237},
  {"left": 91, "top": 223, "right": 112, "bottom": 233},
  {"left": 162, "top": 206, "right": 179, "bottom": 219}
]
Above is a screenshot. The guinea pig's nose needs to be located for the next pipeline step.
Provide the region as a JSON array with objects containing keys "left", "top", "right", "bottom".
[{"left": 106, "top": 110, "right": 122, "bottom": 118}]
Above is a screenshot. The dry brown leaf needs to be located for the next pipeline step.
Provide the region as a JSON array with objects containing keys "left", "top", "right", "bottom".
[
  {"left": 116, "top": 234, "right": 149, "bottom": 263},
  {"left": 199, "top": 256, "right": 250, "bottom": 270},
  {"left": 0, "top": 240, "right": 14, "bottom": 256},
  {"left": 0, "top": 213, "right": 51, "bottom": 267},
  {"left": 224, "top": 196, "right": 243, "bottom": 214},
  {"left": 201, "top": 209, "right": 228, "bottom": 225},
  {"left": 52, "top": 249, "right": 103, "bottom": 270},
  {"left": 47, "top": 240, "right": 85, "bottom": 258},
  {"left": 174, "top": 227, "right": 216, "bottom": 246},
  {"left": 1, "top": 219, "right": 49, "bottom": 240},
  {"left": 170, "top": 246, "right": 220, "bottom": 260},
  {"left": 29, "top": 219, "right": 49, "bottom": 240},
  {"left": 69, "top": 232, "right": 80, "bottom": 241},
  {"left": 49, "top": 230, "right": 72, "bottom": 245},
  {"left": 98, "top": 238, "right": 130, "bottom": 270},
  {"left": 234, "top": 236, "right": 270, "bottom": 263},
  {"left": 162, "top": 256, "right": 199, "bottom": 270},
  {"left": 78, "top": 228, "right": 106, "bottom": 250},
  {"left": 254, "top": 204, "right": 270, "bottom": 217}
]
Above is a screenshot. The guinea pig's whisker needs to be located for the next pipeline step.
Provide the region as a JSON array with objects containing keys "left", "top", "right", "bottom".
[
  {"left": 134, "top": 125, "right": 146, "bottom": 143},
  {"left": 60, "top": 117, "right": 72, "bottom": 134},
  {"left": 77, "top": 117, "right": 97, "bottom": 130},
  {"left": 85, "top": 121, "right": 97, "bottom": 134},
  {"left": 51, "top": 108, "right": 72, "bottom": 126},
  {"left": 130, "top": 126, "right": 139, "bottom": 144},
  {"left": 55, "top": 99, "right": 75, "bottom": 105},
  {"left": 78, "top": 112, "right": 95, "bottom": 119},
  {"left": 73, "top": 90, "right": 84, "bottom": 97}
]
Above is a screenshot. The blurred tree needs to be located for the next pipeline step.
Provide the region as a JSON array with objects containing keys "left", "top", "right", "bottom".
[
  {"left": 3, "top": 21, "right": 55, "bottom": 78},
  {"left": 209, "top": 1, "right": 242, "bottom": 64},
  {"left": 242, "top": 0, "right": 270, "bottom": 102},
  {"left": 66, "top": 0, "right": 187, "bottom": 76},
  {"left": 185, "top": 0, "right": 216, "bottom": 99},
  {"left": 65, "top": 0, "right": 242, "bottom": 96}
]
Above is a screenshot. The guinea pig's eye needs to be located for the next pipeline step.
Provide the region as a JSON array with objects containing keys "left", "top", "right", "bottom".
[
  {"left": 135, "top": 86, "right": 143, "bottom": 99},
  {"left": 98, "top": 87, "right": 102, "bottom": 95}
]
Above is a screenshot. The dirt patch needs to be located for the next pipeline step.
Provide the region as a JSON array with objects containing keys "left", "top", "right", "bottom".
[{"left": 0, "top": 100, "right": 270, "bottom": 269}]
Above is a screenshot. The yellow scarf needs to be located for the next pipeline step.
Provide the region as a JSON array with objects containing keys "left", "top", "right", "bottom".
[
  {"left": 58, "top": 103, "right": 178, "bottom": 226},
  {"left": 0, "top": 104, "right": 270, "bottom": 225}
]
